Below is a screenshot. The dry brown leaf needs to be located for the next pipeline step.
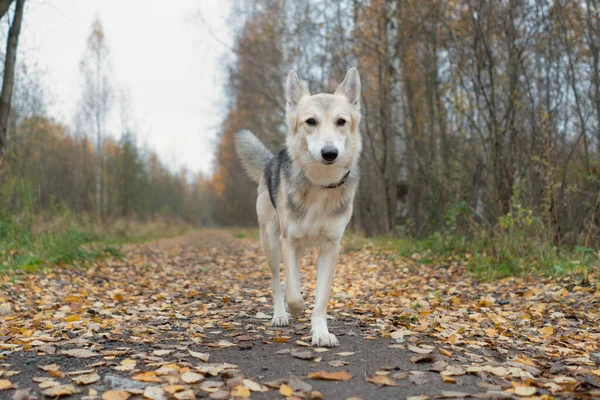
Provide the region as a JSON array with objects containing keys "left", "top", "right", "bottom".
[{"left": 307, "top": 370, "right": 353, "bottom": 381}]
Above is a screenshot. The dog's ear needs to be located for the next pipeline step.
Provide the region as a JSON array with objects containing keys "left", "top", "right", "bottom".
[
  {"left": 334, "top": 67, "right": 361, "bottom": 108},
  {"left": 286, "top": 70, "right": 309, "bottom": 106}
]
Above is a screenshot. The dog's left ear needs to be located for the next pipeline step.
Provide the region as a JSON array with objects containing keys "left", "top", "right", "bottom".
[{"left": 334, "top": 68, "right": 361, "bottom": 109}]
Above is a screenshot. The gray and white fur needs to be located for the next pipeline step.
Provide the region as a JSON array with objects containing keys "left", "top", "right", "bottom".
[{"left": 234, "top": 68, "right": 362, "bottom": 347}]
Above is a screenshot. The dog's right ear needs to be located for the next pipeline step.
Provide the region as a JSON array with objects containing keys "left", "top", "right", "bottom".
[{"left": 286, "top": 70, "right": 309, "bottom": 106}]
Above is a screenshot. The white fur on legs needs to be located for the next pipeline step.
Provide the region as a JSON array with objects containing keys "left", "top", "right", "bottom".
[
  {"left": 263, "top": 227, "right": 288, "bottom": 327},
  {"left": 282, "top": 240, "right": 305, "bottom": 318},
  {"left": 311, "top": 242, "right": 340, "bottom": 347}
]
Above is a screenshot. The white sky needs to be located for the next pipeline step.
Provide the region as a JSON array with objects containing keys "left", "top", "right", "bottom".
[{"left": 18, "top": 0, "right": 233, "bottom": 175}]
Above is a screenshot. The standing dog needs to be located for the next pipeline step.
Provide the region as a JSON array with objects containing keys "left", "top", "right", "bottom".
[{"left": 234, "top": 68, "right": 362, "bottom": 347}]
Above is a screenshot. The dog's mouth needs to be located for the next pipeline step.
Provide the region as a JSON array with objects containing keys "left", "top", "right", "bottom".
[{"left": 321, "top": 159, "right": 336, "bottom": 165}]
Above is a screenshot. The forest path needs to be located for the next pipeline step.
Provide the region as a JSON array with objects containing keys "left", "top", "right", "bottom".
[{"left": 1, "top": 230, "right": 599, "bottom": 399}]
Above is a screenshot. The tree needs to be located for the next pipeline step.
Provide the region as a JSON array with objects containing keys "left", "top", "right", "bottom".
[
  {"left": 0, "top": 0, "right": 25, "bottom": 166},
  {"left": 77, "top": 18, "right": 113, "bottom": 220}
]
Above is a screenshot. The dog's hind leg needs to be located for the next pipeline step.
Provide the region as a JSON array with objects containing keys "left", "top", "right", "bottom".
[
  {"left": 282, "top": 240, "right": 305, "bottom": 318},
  {"left": 311, "top": 241, "right": 340, "bottom": 347},
  {"left": 262, "top": 223, "right": 288, "bottom": 327}
]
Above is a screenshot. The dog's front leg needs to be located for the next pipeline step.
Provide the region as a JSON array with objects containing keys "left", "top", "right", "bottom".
[
  {"left": 311, "top": 241, "right": 340, "bottom": 347},
  {"left": 282, "top": 239, "right": 305, "bottom": 318}
]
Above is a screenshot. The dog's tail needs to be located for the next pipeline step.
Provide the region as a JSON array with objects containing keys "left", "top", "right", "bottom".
[{"left": 234, "top": 130, "right": 274, "bottom": 182}]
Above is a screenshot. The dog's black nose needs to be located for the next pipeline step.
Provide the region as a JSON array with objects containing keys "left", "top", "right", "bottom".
[{"left": 321, "top": 146, "right": 338, "bottom": 162}]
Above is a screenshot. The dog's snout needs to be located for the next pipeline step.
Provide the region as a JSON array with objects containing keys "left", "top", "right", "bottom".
[{"left": 321, "top": 146, "right": 338, "bottom": 163}]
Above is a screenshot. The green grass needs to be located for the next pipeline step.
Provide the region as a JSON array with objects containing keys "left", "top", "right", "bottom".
[
  {"left": 385, "top": 230, "right": 597, "bottom": 281},
  {"left": 0, "top": 219, "right": 121, "bottom": 272},
  {"left": 0, "top": 213, "right": 189, "bottom": 273}
]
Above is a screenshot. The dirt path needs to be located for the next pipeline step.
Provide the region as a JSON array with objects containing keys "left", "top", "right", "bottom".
[{"left": 1, "top": 230, "right": 599, "bottom": 399}]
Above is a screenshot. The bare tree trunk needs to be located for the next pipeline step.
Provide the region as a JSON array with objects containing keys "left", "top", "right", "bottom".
[
  {"left": 0, "top": 0, "right": 13, "bottom": 20},
  {"left": 0, "top": 0, "right": 24, "bottom": 166}
]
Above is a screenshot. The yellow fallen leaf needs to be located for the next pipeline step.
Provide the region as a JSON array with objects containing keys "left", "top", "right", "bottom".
[
  {"left": 231, "top": 385, "right": 250, "bottom": 398},
  {"left": 366, "top": 374, "right": 396, "bottom": 386},
  {"left": 132, "top": 371, "right": 161, "bottom": 383},
  {"left": 538, "top": 326, "right": 554, "bottom": 336},
  {"left": 162, "top": 385, "right": 185, "bottom": 394},
  {"left": 514, "top": 355, "right": 536, "bottom": 367},
  {"left": 439, "top": 348, "right": 452, "bottom": 357},
  {"left": 0, "top": 379, "right": 13, "bottom": 390},
  {"left": 274, "top": 337, "right": 289, "bottom": 343},
  {"left": 485, "top": 327, "right": 498, "bottom": 338},
  {"left": 102, "top": 390, "right": 132, "bottom": 400},
  {"left": 72, "top": 372, "right": 100, "bottom": 385},
  {"left": 66, "top": 314, "right": 81, "bottom": 322},
  {"left": 307, "top": 370, "right": 353, "bottom": 381},
  {"left": 42, "top": 384, "right": 79, "bottom": 397},
  {"left": 279, "top": 383, "right": 294, "bottom": 396}
]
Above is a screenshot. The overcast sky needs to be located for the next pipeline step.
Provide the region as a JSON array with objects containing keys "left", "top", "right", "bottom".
[{"left": 19, "top": 0, "right": 232, "bottom": 175}]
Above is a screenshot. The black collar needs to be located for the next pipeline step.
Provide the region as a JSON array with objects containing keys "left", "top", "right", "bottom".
[{"left": 323, "top": 170, "right": 351, "bottom": 189}]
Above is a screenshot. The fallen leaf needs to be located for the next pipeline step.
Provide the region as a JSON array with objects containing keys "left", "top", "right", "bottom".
[
  {"left": 153, "top": 349, "right": 173, "bottom": 356},
  {"left": 181, "top": 371, "right": 204, "bottom": 384},
  {"left": 188, "top": 349, "right": 210, "bottom": 362},
  {"left": 0, "top": 380, "right": 13, "bottom": 390},
  {"left": 307, "top": 371, "right": 353, "bottom": 381},
  {"left": 41, "top": 384, "right": 79, "bottom": 397},
  {"left": 60, "top": 349, "right": 99, "bottom": 358},
  {"left": 230, "top": 385, "right": 250, "bottom": 398},
  {"left": 132, "top": 371, "right": 162, "bottom": 383},
  {"left": 173, "top": 390, "right": 195, "bottom": 400},
  {"left": 439, "top": 391, "right": 469, "bottom": 398},
  {"left": 408, "top": 345, "right": 433, "bottom": 354},
  {"left": 335, "top": 352, "right": 355, "bottom": 356},
  {"left": 279, "top": 383, "right": 294, "bottom": 396},
  {"left": 162, "top": 385, "right": 185, "bottom": 394},
  {"left": 143, "top": 386, "right": 166, "bottom": 400},
  {"left": 366, "top": 374, "right": 396, "bottom": 386},
  {"left": 291, "top": 349, "right": 314, "bottom": 360},
  {"left": 411, "top": 354, "right": 435, "bottom": 363},
  {"left": 102, "top": 391, "right": 132, "bottom": 400},
  {"left": 538, "top": 326, "right": 554, "bottom": 336},
  {"left": 328, "top": 360, "right": 349, "bottom": 367},
  {"left": 200, "top": 381, "right": 224, "bottom": 393},
  {"left": 71, "top": 372, "right": 100, "bottom": 385}
]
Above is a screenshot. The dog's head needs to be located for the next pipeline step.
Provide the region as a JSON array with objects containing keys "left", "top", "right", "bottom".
[{"left": 285, "top": 68, "right": 362, "bottom": 170}]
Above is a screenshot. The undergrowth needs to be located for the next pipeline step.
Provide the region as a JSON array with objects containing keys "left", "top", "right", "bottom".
[{"left": 0, "top": 210, "right": 190, "bottom": 272}]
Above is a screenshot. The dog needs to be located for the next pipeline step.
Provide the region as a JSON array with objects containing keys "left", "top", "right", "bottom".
[{"left": 234, "top": 68, "right": 362, "bottom": 347}]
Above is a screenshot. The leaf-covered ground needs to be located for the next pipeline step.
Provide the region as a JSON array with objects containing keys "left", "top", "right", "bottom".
[{"left": 0, "top": 230, "right": 599, "bottom": 399}]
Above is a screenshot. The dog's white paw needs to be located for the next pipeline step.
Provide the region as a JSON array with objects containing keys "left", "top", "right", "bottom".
[
  {"left": 286, "top": 298, "right": 305, "bottom": 318},
  {"left": 311, "top": 331, "right": 339, "bottom": 347},
  {"left": 271, "top": 314, "right": 289, "bottom": 327}
]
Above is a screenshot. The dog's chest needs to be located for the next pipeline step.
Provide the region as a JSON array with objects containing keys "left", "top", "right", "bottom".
[{"left": 282, "top": 185, "right": 352, "bottom": 247}]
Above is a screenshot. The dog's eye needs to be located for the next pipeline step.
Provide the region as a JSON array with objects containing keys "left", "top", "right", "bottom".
[
  {"left": 337, "top": 118, "right": 347, "bottom": 127},
  {"left": 306, "top": 118, "right": 316, "bottom": 126}
]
